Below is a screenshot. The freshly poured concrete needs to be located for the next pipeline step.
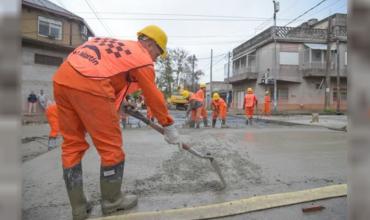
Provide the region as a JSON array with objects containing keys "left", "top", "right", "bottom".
[{"left": 22, "top": 118, "right": 347, "bottom": 219}]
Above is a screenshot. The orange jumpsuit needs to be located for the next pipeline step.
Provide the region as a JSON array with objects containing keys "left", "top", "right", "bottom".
[
  {"left": 264, "top": 95, "right": 271, "bottom": 115},
  {"left": 195, "top": 89, "right": 208, "bottom": 121},
  {"left": 45, "top": 104, "right": 59, "bottom": 137},
  {"left": 244, "top": 94, "right": 257, "bottom": 119},
  {"left": 212, "top": 98, "right": 227, "bottom": 120},
  {"left": 188, "top": 93, "right": 203, "bottom": 123},
  {"left": 53, "top": 38, "right": 173, "bottom": 168}
]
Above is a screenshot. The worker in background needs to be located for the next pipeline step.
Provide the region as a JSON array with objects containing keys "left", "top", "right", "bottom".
[
  {"left": 196, "top": 83, "right": 209, "bottom": 127},
  {"left": 53, "top": 25, "right": 181, "bottom": 219},
  {"left": 264, "top": 90, "right": 271, "bottom": 116},
  {"left": 45, "top": 100, "right": 59, "bottom": 150},
  {"left": 182, "top": 90, "right": 203, "bottom": 128},
  {"left": 243, "top": 88, "right": 258, "bottom": 125},
  {"left": 211, "top": 93, "right": 228, "bottom": 128}
]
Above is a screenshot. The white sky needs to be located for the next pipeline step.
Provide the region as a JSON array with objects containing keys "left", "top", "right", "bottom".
[{"left": 50, "top": 0, "right": 347, "bottom": 82}]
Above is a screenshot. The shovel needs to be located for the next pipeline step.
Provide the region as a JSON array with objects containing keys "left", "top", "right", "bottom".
[{"left": 123, "top": 105, "right": 226, "bottom": 189}]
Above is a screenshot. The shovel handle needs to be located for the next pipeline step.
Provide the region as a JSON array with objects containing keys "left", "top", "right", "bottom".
[{"left": 123, "top": 107, "right": 191, "bottom": 150}]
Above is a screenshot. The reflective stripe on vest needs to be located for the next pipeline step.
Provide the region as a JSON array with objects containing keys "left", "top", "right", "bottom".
[{"left": 67, "top": 38, "right": 153, "bottom": 78}]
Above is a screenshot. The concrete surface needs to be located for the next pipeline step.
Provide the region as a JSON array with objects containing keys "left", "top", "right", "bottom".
[
  {"left": 22, "top": 115, "right": 347, "bottom": 219},
  {"left": 256, "top": 114, "right": 348, "bottom": 130}
]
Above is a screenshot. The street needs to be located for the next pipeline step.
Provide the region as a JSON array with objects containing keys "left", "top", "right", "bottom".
[{"left": 22, "top": 111, "right": 347, "bottom": 220}]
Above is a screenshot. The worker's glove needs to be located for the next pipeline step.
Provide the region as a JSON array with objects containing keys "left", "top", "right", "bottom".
[{"left": 163, "top": 124, "right": 183, "bottom": 150}]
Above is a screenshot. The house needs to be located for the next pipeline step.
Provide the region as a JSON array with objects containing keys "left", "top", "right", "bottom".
[
  {"left": 21, "top": 0, "right": 94, "bottom": 114},
  {"left": 226, "top": 13, "right": 347, "bottom": 113}
]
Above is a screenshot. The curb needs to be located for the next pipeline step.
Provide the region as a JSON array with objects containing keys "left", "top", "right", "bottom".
[{"left": 91, "top": 184, "right": 347, "bottom": 220}]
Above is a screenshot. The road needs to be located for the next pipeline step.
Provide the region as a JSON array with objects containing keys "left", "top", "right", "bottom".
[{"left": 22, "top": 111, "right": 347, "bottom": 219}]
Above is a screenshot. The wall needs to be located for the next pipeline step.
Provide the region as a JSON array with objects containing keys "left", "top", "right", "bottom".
[{"left": 21, "top": 46, "right": 68, "bottom": 113}]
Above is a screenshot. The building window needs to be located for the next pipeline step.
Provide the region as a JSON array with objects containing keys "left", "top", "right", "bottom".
[
  {"left": 333, "top": 88, "right": 347, "bottom": 101},
  {"left": 38, "top": 16, "right": 62, "bottom": 40},
  {"left": 277, "top": 88, "right": 289, "bottom": 101},
  {"left": 311, "top": 49, "right": 322, "bottom": 62},
  {"left": 279, "top": 52, "right": 299, "bottom": 65},
  {"left": 34, "top": 54, "right": 63, "bottom": 66},
  {"left": 80, "top": 24, "right": 88, "bottom": 40}
]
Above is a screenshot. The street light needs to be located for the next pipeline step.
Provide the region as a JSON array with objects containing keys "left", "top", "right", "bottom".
[{"left": 273, "top": 0, "right": 279, "bottom": 113}]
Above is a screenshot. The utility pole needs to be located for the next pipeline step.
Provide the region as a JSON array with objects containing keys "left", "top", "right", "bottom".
[
  {"left": 227, "top": 51, "right": 231, "bottom": 107},
  {"left": 324, "top": 17, "right": 332, "bottom": 111},
  {"left": 336, "top": 39, "right": 341, "bottom": 113},
  {"left": 210, "top": 49, "right": 213, "bottom": 108},
  {"left": 191, "top": 54, "right": 195, "bottom": 91},
  {"left": 273, "top": 0, "right": 279, "bottom": 113}
]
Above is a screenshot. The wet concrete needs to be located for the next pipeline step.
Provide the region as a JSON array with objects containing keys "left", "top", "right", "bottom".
[{"left": 22, "top": 112, "right": 347, "bottom": 220}]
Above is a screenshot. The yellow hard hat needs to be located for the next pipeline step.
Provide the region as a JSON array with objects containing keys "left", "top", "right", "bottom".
[
  {"left": 182, "top": 90, "right": 190, "bottom": 98},
  {"left": 199, "top": 82, "right": 206, "bottom": 88},
  {"left": 212, "top": 93, "right": 220, "bottom": 100},
  {"left": 247, "top": 88, "right": 253, "bottom": 93},
  {"left": 137, "top": 25, "right": 167, "bottom": 58}
]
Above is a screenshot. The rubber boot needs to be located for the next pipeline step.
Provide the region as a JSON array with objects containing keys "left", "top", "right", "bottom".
[
  {"left": 249, "top": 118, "right": 253, "bottom": 125},
  {"left": 48, "top": 137, "right": 53, "bottom": 150},
  {"left": 63, "top": 163, "right": 92, "bottom": 220},
  {"left": 245, "top": 119, "right": 249, "bottom": 125},
  {"left": 195, "top": 121, "right": 200, "bottom": 129},
  {"left": 203, "top": 118, "right": 209, "bottom": 127},
  {"left": 189, "top": 120, "right": 195, "bottom": 128},
  {"left": 100, "top": 161, "right": 138, "bottom": 215},
  {"left": 212, "top": 119, "right": 217, "bottom": 128},
  {"left": 221, "top": 119, "right": 229, "bottom": 128}
]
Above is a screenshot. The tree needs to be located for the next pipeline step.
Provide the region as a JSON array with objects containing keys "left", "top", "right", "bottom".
[
  {"left": 172, "top": 48, "right": 189, "bottom": 88},
  {"left": 156, "top": 52, "right": 174, "bottom": 97}
]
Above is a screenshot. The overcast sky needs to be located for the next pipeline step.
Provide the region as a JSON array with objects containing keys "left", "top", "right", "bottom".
[{"left": 50, "top": 0, "right": 347, "bottom": 82}]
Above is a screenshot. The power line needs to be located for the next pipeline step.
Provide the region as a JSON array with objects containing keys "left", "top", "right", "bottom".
[
  {"left": 82, "top": 17, "right": 301, "bottom": 22},
  {"left": 284, "top": 0, "right": 330, "bottom": 26},
  {"left": 83, "top": 0, "right": 113, "bottom": 36}
]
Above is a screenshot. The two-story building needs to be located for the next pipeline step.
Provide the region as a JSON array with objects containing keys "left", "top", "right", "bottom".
[
  {"left": 227, "top": 13, "right": 347, "bottom": 113},
  {"left": 21, "top": 0, "right": 94, "bottom": 114}
]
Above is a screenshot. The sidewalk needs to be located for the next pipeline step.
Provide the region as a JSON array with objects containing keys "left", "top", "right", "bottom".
[{"left": 258, "top": 115, "right": 348, "bottom": 130}]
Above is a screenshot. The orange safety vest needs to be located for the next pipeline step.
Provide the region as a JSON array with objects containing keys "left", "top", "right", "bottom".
[
  {"left": 244, "top": 94, "right": 257, "bottom": 108},
  {"left": 195, "top": 89, "right": 205, "bottom": 102},
  {"left": 67, "top": 38, "right": 153, "bottom": 109},
  {"left": 190, "top": 92, "right": 203, "bottom": 102},
  {"left": 67, "top": 38, "right": 153, "bottom": 78}
]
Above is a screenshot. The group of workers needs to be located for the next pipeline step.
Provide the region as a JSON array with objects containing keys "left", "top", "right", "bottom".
[
  {"left": 180, "top": 86, "right": 272, "bottom": 128},
  {"left": 181, "top": 84, "right": 228, "bottom": 128},
  {"left": 42, "top": 24, "right": 274, "bottom": 220}
]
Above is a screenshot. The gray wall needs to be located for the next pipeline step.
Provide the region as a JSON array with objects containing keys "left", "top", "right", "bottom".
[{"left": 21, "top": 46, "right": 68, "bottom": 112}]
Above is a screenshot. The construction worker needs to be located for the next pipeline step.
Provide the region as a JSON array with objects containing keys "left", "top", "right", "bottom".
[
  {"left": 264, "top": 90, "right": 271, "bottom": 116},
  {"left": 45, "top": 100, "right": 59, "bottom": 150},
  {"left": 243, "top": 88, "right": 258, "bottom": 125},
  {"left": 182, "top": 90, "right": 203, "bottom": 128},
  {"left": 53, "top": 25, "right": 181, "bottom": 219},
  {"left": 196, "top": 82, "right": 209, "bottom": 127},
  {"left": 211, "top": 93, "right": 228, "bottom": 128}
]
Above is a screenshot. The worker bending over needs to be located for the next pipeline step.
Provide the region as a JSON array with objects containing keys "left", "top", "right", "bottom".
[
  {"left": 243, "top": 88, "right": 258, "bottom": 125},
  {"left": 53, "top": 25, "right": 181, "bottom": 219},
  {"left": 211, "top": 93, "right": 228, "bottom": 128},
  {"left": 182, "top": 90, "right": 203, "bottom": 128}
]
